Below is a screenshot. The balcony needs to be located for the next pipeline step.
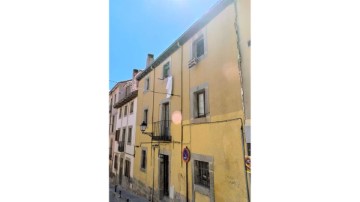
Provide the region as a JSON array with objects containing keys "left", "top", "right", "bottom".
[
  {"left": 118, "top": 141, "right": 125, "bottom": 152},
  {"left": 152, "top": 120, "right": 171, "bottom": 141}
]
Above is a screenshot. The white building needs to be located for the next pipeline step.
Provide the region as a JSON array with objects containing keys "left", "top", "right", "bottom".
[{"left": 112, "top": 69, "right": 141, "bottom": 189}]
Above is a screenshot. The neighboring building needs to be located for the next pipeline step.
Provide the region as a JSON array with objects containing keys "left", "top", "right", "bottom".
[
  {"left": 132, "top": 0, "right": 251, "bottom": 201},
  {"left": 112, "top": 69, "right": 142, "bottom": 190},
  {"left": 235, "top": 0, "right": 251, "bottom": 157},
  {"left": 109, "top": 80, "right": 129, "bottom": 179}
]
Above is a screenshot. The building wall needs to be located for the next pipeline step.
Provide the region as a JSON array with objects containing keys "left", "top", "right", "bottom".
[
  {"left": 113, "top": 81, "right": 139, "bottom": 189},
  {"left": 133, "top": 1, "right": 249, "bottom": 202},
  {"left": 109, "top": 81, "right": 127, "bottom": 178}
]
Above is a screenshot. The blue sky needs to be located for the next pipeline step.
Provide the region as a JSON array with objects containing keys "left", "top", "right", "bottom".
[{"left": 109, "top": 0, "right": 219, "bottom": 89}]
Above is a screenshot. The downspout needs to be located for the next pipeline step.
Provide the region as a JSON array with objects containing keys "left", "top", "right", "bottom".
[
  {"left": 178, "top": 41, "right": 189, "bottom": 202},
  {"left": 151, "top": 67, "right": 156, "bottom": 201},
  {"left": 151, "top": 145, "right": 155, "bottom": 202}
]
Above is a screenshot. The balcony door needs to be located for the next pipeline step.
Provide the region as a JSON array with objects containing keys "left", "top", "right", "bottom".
[
  {"left": 121, "top": 131, "right": 126, "bottom": 148},
  {"left": 161, "top": 103, "right": 170, "bottom": 137}
]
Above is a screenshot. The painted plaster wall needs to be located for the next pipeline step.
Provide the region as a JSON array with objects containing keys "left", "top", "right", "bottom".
[{"left": 133, "top": 2, "right": 249, "bottom": 202}]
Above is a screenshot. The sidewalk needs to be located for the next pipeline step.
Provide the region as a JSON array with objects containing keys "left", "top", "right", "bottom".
[{"left": 109, "top": 184, "right": 148, "bottom": 202}]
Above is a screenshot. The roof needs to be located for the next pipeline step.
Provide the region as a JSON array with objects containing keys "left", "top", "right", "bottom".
[
  {"left": 136, "top": 0, "right": 233, "bottom": 81},
  {"left": 109, "top": 79, "right": 131, "bottom": 95},
  {"left": 113, "top": 90, "right": 138, "bottom": 108}
]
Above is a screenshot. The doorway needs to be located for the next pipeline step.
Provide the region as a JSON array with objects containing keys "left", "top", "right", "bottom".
[
  {"left": 159, "top": 154, "right": 169, "bottom": 199},
  {"left": 119, "top": 157, "right": 123, "bottom": 185}
]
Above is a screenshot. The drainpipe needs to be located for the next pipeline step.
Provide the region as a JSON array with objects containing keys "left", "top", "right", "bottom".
[
  {"left": 151, "top": 67, "right": 156, "bottom": 202},
  {"left": 178, "top": 41, "right": 189, "bottom": 202},
  {"left": 151, "top": 146, "right": 155, "bottom": 202}
]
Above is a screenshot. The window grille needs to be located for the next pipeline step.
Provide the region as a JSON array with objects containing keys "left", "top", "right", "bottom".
[{"left": 194, "top": 160, "right": 210, "bottom": 188}]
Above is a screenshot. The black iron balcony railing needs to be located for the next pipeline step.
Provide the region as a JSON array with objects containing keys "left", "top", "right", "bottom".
[
  {"left": 118, "top": 141, "right": 125, "bottom": 152},
  {"left": 152, "top": 120, "right": 171, "bottom": 141}
]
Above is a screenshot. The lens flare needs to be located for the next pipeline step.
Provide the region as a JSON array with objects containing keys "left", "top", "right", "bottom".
[{"left": 171, "top": 111, "right": 182, "bottom": 125}]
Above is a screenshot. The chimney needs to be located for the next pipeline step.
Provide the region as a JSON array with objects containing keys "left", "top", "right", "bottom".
[
  {"left": 132, "top": 69, "right": 139, "bottom": 79},
  {"left": 146, "top": 53, "right": 154, "bottom": 68}
]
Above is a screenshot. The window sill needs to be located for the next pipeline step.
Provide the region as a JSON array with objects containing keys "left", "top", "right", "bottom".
[
  {"left": 193, "top": 184, "right": 210, "bottom": 196},
  {"left": 191, "top": 116, "right": 209, "bottom": 124}
]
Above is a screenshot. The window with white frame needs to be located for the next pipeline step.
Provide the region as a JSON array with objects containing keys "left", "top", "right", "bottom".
[
  {"left": 127, "top": 127, "right": 132, "bottom": 144},
  {"left": 124, "top": 105, "right": 128, "bottom": 116},
  {"left": 111, "top": 115, "right": 115, "bottom": 132},
  {"left": 130, "top": 102, "right": 134, "bottom": 113},
  {"left": 163, "top": 62, "right": 170, "bottom": 78},
  {"left": 119, "top": 107, "right": 122, "bottom": 118},
  {"left": 115, "top": 130, "right": 120, "bottom": 141},
  {"left": 144, "top": 77, "right": 150, "bottom": 91},
  {"left": 143, "top": 109, "right": 148, "bottom": 124},
  {"left": 192, "top": 35, "right": 205, "bottom": 59},
  {"left": 122, "top": 128, "right": 126, "bottom": 142},
  {"left": 191, "top": 83, "right": 209, "bottom": 121},
  {"left": 125, "top": 85, "right": 130, "bottom": 96},
  {"left": 196, "top": 90, "right": 206, "bottom": 118}
]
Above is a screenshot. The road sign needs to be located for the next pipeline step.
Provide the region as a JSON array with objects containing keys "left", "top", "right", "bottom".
[{"left": 182, "top": 147, "right": 191, "bottom": 163}]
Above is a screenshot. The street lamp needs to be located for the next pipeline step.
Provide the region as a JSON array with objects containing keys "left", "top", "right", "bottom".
[{"left": 140, "top": 121, "right": 153, "bottom": 137}]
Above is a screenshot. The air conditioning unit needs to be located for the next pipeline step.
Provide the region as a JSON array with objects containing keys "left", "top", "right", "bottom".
[{"left": 188, "top": 57, "right": 199, "bottom": 68}]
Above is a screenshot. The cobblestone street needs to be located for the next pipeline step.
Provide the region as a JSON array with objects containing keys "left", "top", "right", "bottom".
[{"left": 109, "top": 184, "right": 148, "bottom": 202}]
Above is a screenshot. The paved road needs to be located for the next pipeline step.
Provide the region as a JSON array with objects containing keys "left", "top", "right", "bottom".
[{"left": 109, "top": 184, "right": 148, "bottom": 202}]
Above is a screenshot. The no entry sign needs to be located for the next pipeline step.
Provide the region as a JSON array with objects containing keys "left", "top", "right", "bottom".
[{"left": 182, "top": 147, "right": 191, "bottom": 163}]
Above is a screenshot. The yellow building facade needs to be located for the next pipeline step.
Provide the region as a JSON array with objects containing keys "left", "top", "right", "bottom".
[{"left": 132, "top": 0, "right": 250, "bottom": 201}]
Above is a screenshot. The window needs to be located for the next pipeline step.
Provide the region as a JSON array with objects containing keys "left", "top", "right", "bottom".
[
  {"left": 141, "top": 149, "right": 147, "bottom": 171},
  {"left": 130, "top": 102, "right": 134, "bottom": 113},
  {"left": 194, "top": 160, "right": 210, "bottom": 188},
  {"left": 119, "top": 107, "right": 122, "bottom": 118},
  {"left": 111, "top": 115, "right": 115, "bottom": 132},
  {"left": 143, "top": 109, "right": 148, "bottom": 124},
  {"left": 122, "top": 128, "right": 126, "bottom": 139},
  {"left": 115, "top": 130, "right": 120, "bottom": 141},
  {"left": 110, "top": 98, "right": 112, "bottom": 108},
  {"left": 247, "top": 143, "right": 251, "bottom": 156},
  {"left": 124, "top": 160, "right": 131, "bottom": 178},
  {"left": 191, "top": 84, "right": 209, "bottom": 121},
  {"left": 114, "top": 155, "right": 118, "bottom": 169},
  {"left": 127, "top": 127, "right": 132, "bottom": 144},
  {"left": 144, "top": 77, "right": 150, "bottom": 91},
  {"left": 125, "top": 85, "right": 130, "bottom": 96},
  {"left": 192, "top": 35, "right": 205, "bottom": 59},
  {"left": 196, "top": 91, "right": 205, "bottom": 118},
  {"left": 163, "top": 62, "right": 170, "bottom": 78},
  {"left": 114, "top": 94, "right": 117, "bottom": 103},
  {"left": 124, "top": 105, "right": 128, "bottom": 116}
]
